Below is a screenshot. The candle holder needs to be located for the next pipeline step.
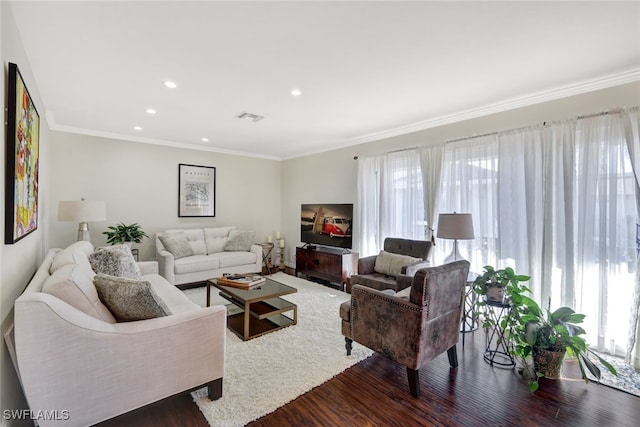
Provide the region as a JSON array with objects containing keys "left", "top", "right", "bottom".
[{"left": 279, "top": 242, "right": 286, "bottom": 271}]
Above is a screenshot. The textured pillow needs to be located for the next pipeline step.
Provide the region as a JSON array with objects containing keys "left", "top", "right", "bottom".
[
  {"left": 158, "top": 232, "right": 193, "bottom": 259},
  {"left": 93, "top": 274, "right": 171, "bottom": 322},
  {"left": 224, "top": 230, "right": 255, "bottom": 251},
  {"left": 89, "top": 246, "right": 142, "bottom": 280},
  {"left": 374, "top": 250, "right": 422, "bottom": 277}
]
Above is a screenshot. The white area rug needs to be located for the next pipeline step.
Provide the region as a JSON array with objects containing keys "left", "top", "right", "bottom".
[{"left": 183, "top": 273, "right": 372, "bottom": 426}]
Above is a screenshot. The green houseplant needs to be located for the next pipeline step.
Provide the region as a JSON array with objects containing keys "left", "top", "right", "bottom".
[
  {"left": 103, "top": 222, "right": 149, "bottom": 245},
  {"left": 473, "top": 265, "right": 531, "bottom": 305},
  {"left": 473, "top": 265, "right": 617, "bottom": 392},
  {"left": 510, "top": 295, "right": 617, "bottom": 392}
]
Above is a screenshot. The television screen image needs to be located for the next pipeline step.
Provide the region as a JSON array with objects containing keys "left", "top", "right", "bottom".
[{"left": 301, "top": 203, "right": 353, "bottom": 250}]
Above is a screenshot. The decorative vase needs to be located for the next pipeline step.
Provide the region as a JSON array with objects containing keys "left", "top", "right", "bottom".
[
  {"left": 486, "top": 285, "right": 505, "bottom": 302},
  {"left": 533, "top": 347, "right": 566, "bottom": 379}
]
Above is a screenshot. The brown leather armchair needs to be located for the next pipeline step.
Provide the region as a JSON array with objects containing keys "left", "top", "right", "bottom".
[
  {"left": 340, "top": 260, "right": 470, "bottom": 397},
  {"left": 346, "top": 237, "right": 432, "bottom": 293}
]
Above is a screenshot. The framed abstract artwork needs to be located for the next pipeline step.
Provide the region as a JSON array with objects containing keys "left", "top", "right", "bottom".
[
  {"left": 5, "top": 63, "right": 40, "bottom": 244},
  {"left": 178, "top": 163, "right": 216, "bottom": 217}
]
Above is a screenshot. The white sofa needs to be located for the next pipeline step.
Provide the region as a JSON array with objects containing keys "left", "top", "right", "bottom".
[
  {"left": 10, "top": 241, "right": 226, "bottom": 427},
  {"left": 156, "top": 226, "right": 262, "bottom": 285}
]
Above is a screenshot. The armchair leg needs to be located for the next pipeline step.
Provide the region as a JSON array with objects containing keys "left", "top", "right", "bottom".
[
  {"left": 406, "top": 367, "right": 420, "bottom": 398},
  {"left": 345, "top": 337, "right": 353, "bottom": 356},
  {"left": 447, "top": 345, "right": 458, "bottom": 368},
  {"left": 208, "top": 378, "right": 223, "bottom": 400}
]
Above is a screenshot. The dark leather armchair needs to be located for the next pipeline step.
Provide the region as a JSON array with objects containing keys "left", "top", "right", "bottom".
[
  {"left": 339, "top": 260, "right": 470, "bottom": 397},
  {"left": 346, "top": 237, "right": 432, "bottom": 293}
]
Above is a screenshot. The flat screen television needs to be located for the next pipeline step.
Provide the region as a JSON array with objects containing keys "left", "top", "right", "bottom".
[{"left": 301, "top": 203, "right": 353, "bottom": 250}]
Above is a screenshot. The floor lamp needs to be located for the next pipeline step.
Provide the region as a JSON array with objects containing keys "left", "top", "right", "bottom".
[
  {"left": 437, "top": 212, "right": 475, "bottom": 264},
  {"left": 58, "top": 199, "right": 106, "bottom": 241}
]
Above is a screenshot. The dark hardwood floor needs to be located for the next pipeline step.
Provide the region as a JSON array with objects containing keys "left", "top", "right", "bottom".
[{"left": 96, "top": 330, "right": 639, "bottom": 427}]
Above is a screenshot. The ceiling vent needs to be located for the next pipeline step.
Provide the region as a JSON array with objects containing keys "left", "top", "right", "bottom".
[{"left": 236, "top": 111, "right": 264, "bottom": 123}]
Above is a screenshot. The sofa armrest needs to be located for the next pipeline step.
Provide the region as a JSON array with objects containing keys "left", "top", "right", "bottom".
[
  {"left": 357, "top": 255, "right": 377, "bottom": 274},
  {"left": 15, "top": 294, "right": 226, "bottom": 427},
  {"left": 138, "top": 261, "right": 159, "bottom": 275},
  {"left": 401, "top": 259, "right": 431, "bottom": 277},
  {"left": 156, "top": 248, "right": 176, "bottom": 285},
  {"left": 395, "top": 274, "right": 413, "bottom": 291},
  {"left": 250, "top": 244, "right": 263, "bottom": 272}
]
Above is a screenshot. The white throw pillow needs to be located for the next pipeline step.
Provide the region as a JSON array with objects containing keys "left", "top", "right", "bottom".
[
  {"left": 224, "top": 230, "right": 255, "bottom": 252},
  {"left": 42, "top": 263, "right": 116, "bottom": 323},
  {"left": 49, "top": 240, "right": 95, "bottom": 274},
  {"left": 158, "top": 232, "right": 194, "bottom": 259},
  {"left": 374, "top": 250, "right": 421, "bottom": 277}
]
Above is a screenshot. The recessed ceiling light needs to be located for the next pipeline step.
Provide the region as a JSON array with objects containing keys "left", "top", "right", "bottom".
[
  {"left": 145, "top": 108, "right": 157, "bottom": 115},
  {"left": 290, "top": 89, "right": 302, "bottom": 96},
  {"left": 133, "top": 126, "right": 142, "bottom": 131},
  {"left": 201, "top": 138, "right": 209, "bottom": 142},
  {"left": 164, "top": 80, "right": 177, "bottom": 89}
]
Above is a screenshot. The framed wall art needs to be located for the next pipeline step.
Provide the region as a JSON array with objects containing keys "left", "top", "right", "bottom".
[
  {"left": 178, "top": 163, "right": 216, "bottom": 217},
  {"left": 5, "top": 62, "right": 40, "bottom": 244}
]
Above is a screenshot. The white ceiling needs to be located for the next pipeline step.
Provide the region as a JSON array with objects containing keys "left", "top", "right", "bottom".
[{"left": 7, "top": 1, "right": 640, "bottom": 160}]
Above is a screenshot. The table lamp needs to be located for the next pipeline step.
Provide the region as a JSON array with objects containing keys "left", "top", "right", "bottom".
[
  {"left": 437, "top": 212, "right": 474, "bottom": 264},
  {"left": 58, "top": 199, "right": 106, "bottom": 241}
]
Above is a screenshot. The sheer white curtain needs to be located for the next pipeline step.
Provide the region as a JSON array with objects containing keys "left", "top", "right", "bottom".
[
  {"left": 419, "top": 144, "right": 444, "bottom": 247},
  {"left": 357, "top": 155, "right": 382, "bottom": 257},
  {"left": 621, "top": 107, "right": 640, "bottom": 367},
  {"left": 438, "top": 112, "right": 638, "bottom": 355},
  {"left": 573, "top": 113, "right": 636, "bottom": 353},
  {"left": 438, "top": 134, "right": 500, "bottom": 272},
  {"left": 357, "top": 149, "right": 425, "bottom": 257},
  {"left": 358, "top": 107, "right": 639, "bottom": 359}
]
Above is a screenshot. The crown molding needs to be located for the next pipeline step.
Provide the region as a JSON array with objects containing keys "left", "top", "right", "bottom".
[
  {"left": 346, "top": 67, "right": 640, "bottom": 147},
  {"left": 45, "top": 112, "right": 280, "bottom": 161}
]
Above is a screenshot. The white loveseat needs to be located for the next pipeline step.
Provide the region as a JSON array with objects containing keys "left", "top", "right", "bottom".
[
  {"left": 10, "top": 241, "right": 226, "bottom": 427},
  {"left": 156, "top": 226, "right": 262, "bottom": 285}
]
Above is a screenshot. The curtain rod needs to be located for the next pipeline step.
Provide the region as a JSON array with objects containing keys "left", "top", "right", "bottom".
[
  {"left": 577, "top": 108, "right": 625, "bottom": 120},
  {"left": 355, "top": 106, "right": 638, "bottom": 159},
  {"left": 445, "top": 131, "right": 498, "bottom": 144}
]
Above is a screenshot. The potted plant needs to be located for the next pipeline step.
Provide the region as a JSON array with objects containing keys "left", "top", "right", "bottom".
[
  {"left": 473, "top": 265, "right": 530, "bottom": 304},
  {"left": 103, "top": 222, "right": 149, "bottom": 246},
  {"left": 510, "top": 295, "right": 617, "bottom": 392}
]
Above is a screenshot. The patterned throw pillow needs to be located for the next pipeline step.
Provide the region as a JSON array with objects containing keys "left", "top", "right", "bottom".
[
  {"left": 89, "top": 246, "right": 142, "bottom": 280},
  {"left": 158, "top": 232, "right": 193, "bottom": 259},
  {"left": 374, "top": 250, "right": 421, "bottom": 277},
  {"left": 223, "top": 230, "right": 255, "bottom": 251},
  {"left": 93, "top": 274, "right": 171, "bottom": 322}
]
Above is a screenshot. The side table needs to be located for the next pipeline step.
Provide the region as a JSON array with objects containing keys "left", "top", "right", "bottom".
[
  {"left": 460, "top": 281, "right": 478, "bottom": 347},
  {"left": 258, "top": 242, "right": 276, "bottom": 275},
  {"left": 483, "top": 298, "right": 515, "bottom": 367}
]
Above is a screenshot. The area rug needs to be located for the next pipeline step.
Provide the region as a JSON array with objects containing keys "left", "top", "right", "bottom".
[
  {"left": 183, "top": 273, "right": 373, "bottom": 426},
  {"left": 586, "top": 351, "right": 640, "bottom": 397}
]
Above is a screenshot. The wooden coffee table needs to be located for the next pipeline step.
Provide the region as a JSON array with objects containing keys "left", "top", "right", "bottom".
[{"left": 207, "top": 277, "right": 297, "bottom": 341}]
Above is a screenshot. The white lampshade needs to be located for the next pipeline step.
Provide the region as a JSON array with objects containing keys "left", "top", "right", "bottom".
[
  {"left": 437, "top": 213, "right": 475, "bottom": 240},
  {"left": 437, "top": 212, "right": 474, "bottom": 263},
  {"left": 58, "top": 200, "right": 106, "bottom": 241},
  {"left": 58, "top": 200, "right": 106, "bottom": 222}
]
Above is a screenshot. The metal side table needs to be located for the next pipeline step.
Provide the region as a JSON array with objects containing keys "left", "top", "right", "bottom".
[{"left": 483, "top": 298, "right": 515, "bottom": 368}]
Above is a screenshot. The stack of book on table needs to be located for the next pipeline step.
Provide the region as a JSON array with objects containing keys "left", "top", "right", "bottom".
[{"left": 217, "top": 273, "right": 266, "bottom": 289}]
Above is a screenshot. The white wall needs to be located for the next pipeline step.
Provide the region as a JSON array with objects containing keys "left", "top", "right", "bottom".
[
  {"left": 49, "top": 132, "right": 282, "bottom": 261},
  {"left": 1, "top": 3, "right": 50, "bottom": 424},
  {"left": 281, "top": 81, "right": 640, "bottom": 265}
]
